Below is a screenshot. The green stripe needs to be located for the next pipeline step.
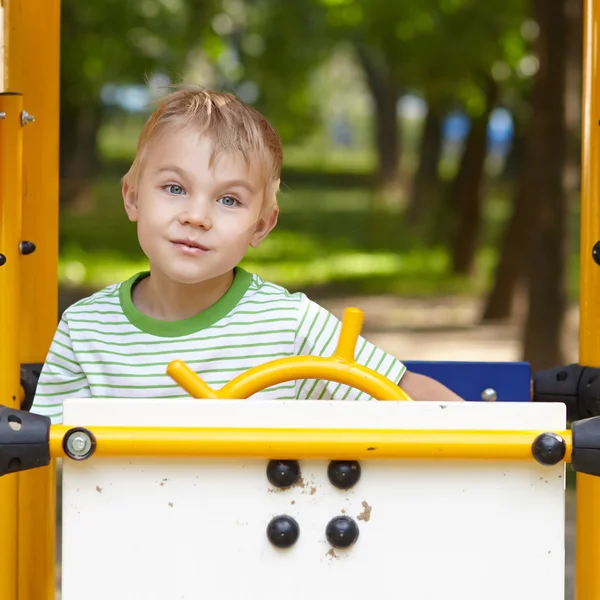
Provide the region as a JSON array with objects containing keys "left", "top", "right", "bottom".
[
  {"left": 297, "top": 307, "right": 319, "bottom": 355},
  {"left": 67, "top": 316, "right": 297, "bottom": 329},
  {"left": 74, "top": 340, "right": 290, "bottom": 357},
  {"left": 83, "top": 360, "right": 290, "bottom": 378},
  {"left": 77, "top": 351, "right": 292, "bottom": 368},
  {"left": 70, "top": 327, "right": 295, "bottom": 341},
  {"left": 47, "top": 352, "right": 80, "bottom": 368},
  {"left": 40, "top": 374, "right": 87, "bottom": 385},
  {"left": 35, "top": 385, "right": 90, "bottom": 397},
  {"left": 68, "top": 310, "right": 125, "bottom": 317}
]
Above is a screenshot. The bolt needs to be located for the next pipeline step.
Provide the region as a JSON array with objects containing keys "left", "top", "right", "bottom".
[
  {"left": 65, "top": 431, "right": 92, "bottom": 458},
  {"left": 481, "top": 388, "right": 497, "bottom": 402},
  {"left": 21, "top": 111, "right": 35, "bottom": 126},
  {"left": 0, "top": 112, "right": 5, "bottom": 120},
  {"left": 0, "top": 254, "right": 5, "bottom": 266}
]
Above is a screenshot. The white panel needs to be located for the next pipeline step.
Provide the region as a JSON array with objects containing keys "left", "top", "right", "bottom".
[{"left": 61, "top": 400, "right": 566, "bottom": 600}]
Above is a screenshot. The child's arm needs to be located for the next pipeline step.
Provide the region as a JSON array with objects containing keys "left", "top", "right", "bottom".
[
  {"left": 399, "top": 370, "right": 464, "bottom": 402},
  {"left": 30, "top": 314, "right": 91, "bottom": 424}
]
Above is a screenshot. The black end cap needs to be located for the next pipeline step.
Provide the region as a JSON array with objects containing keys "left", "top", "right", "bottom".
[
  {"left": 0, "top": 405, "right": 51, "bottom": 476},
  {"left": 572, "top": 416, "right": 600, "bottom": 476}
]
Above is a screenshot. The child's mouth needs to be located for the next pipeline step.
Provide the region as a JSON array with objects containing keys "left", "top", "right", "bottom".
[{"left": 171, "top": 240, "right": 209, "bottom": 255}]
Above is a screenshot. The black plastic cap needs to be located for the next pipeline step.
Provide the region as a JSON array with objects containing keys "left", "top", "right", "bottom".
[
  {"left": 266, "top": 460, "right": 301, "bottom": 489},
  {"left": 266, "top": 515, "right": 300, "bottom": 548},
  {"left": 327, "top": 460, "right": 362, "bottom": 489},
  {"left": 572, "top": 416, "right": 600, "bottom": 477},
  {"left": 19, "top": 241, "right": 36, "bottom": 256},
  {"left": 0, "top": 405, "right": 51, "bottom": 476},
  {"left": 531, "top": 432, "right": 566, "bottom": 465},
  {"left": 325, "top": 515, "right": 360, "bottom": 549}
]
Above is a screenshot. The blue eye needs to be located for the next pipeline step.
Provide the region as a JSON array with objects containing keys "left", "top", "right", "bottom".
[
  {"left": 218, "top": 195, "right": 239, "bottom": 207},
  {"left": 166, "top": 184, "right": 185, "bottom": 195}
]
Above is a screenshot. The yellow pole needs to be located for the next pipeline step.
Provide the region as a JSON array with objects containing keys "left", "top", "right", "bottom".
[
  {"left": 3, "top": 0, "right": 60, "bottom": 597},
  {"left": 50, "top": 425, "right": 572, "bottom": 461},
  {"left": 0, "top": 92, "right": 24, "bottom": 600},
  {"left": 578, "top": 1, "right": 600, "bottom": 598}
]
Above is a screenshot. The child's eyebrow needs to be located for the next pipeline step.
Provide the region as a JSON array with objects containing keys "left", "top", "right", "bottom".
[
  {"left": 219, "top": 179, "right": 257, "bottom": 194},
  {"left": 156, "top": 165, "right": 187, "bottom": 178}
]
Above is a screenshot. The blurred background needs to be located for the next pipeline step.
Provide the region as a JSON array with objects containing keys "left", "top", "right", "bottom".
[{"left": 57, "top": 0, "right": 580, "bottom": 372}]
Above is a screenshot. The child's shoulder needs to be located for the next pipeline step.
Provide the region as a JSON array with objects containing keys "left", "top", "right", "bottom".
[
  {"left": 241, "top": 270, "right": 304, "bottom": 305},
  {"left": 61, "top": 278, "right": 127, "bottom": 320},
  {"left": 239, "top": 269, "right": 330, "bottom": 318}
]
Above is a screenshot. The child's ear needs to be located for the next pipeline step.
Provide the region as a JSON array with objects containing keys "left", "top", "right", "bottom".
[
  {"left": 250, "top": 205, "right": 279, "bottom": 248},
  {"left": 122, "top": 180, "right": 139, "bottom": 222}
]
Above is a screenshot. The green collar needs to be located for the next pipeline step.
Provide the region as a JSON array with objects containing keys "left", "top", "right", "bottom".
[{"left": 118, "top": 267, "right": 253, "bottom": 337}]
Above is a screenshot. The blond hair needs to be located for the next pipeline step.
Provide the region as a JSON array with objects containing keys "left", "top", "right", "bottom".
[{"left": 122, "top": 86, "right": 283, "bottom": 210}]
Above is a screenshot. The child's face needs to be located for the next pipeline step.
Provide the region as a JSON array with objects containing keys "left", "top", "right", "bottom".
[{"left": 123, "top": 128, "right": 277, "bottom": 286}]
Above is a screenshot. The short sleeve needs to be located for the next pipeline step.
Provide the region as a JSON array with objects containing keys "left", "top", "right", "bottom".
[
  {"left": 30, "top": 315, "right": 91, "bottom": 424},
  {"left": 293, "top": 295, "right": 406, "bottom": 400}
]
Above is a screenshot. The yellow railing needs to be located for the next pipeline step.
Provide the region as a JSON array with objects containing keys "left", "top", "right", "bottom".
[
  {"left": 0, "top": 90, "right": 24, "bottom": 600},
  {"left": 579, "top": 1, "right": 600, "bottom": 599}
]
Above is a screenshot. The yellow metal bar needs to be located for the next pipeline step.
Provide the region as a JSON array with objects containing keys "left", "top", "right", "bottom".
[
  {"left": 3, "top": 0, "right": 60, "bottom": 596},
  {"left": 50, "top": 425, "right": 572, "bottom": 461},
  {"left": 0, "top": 92, "right": 24, "bottom": 600},
  {"left": 169, "top": 355, "right": 413, "bottom": 401},
  {"left": 167, "top": 361, "right": 219, "bottom": 398},
  {"left": 334, "top": 307, "right": 363, "bottom": 361},
  {"left": 578, "top": 1, "right": 600, "bottom": 599}
]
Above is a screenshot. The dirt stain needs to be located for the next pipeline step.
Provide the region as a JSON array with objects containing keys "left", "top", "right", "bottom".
[
  {"left": 357, "top": 500, "right": 372, "bottom": 522},
  {"left": 326, "top": 548, "right": 338, "bottom": 560},
  {"left": 310, "top": 486, "right": 317, "bottom": 495},
  {"left": 168, "top": 502, "right": 174, "bottom": 508},
  {"left": 96, "top": 486, "right": 102, "bottom": 494},
  {"left": 293, "top": 476, "right": 306, "bottom": 489}
]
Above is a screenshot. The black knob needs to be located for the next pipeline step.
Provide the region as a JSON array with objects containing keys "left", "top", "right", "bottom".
[
  {"left": 266, "top": 515, "right": 300, "bottom": 548},
  {"left": 19, "top": 241, "right": 36, "bottom": 255},
  {"left": 0, "top": 254, "right": 5, "bottom": 266},
  {"left": 327, "top": 460, "right": 361, "bottom": 489},
  {"left": 266, "top": 459, "right": 301, "bottom": 489},
  {"left": 531, "top": 432, "right": 566, "bottom": 465},
  {"left": 593, "top": 241, "right": 600, "bottom": 266},
  {"left": 325, "top": 515, "right": 359, "bottom": 549}
]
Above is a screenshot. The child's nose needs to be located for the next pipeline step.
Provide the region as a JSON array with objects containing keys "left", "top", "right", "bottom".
[{"left": 180, "top": 201, "right": 212, "bottom": 229}]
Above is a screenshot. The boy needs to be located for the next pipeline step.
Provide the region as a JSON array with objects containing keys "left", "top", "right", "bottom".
[{"left": 31, "top": 87, "right": 462, "bottom": 424}]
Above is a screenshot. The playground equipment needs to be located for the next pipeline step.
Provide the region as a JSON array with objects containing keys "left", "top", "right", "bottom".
[{"left": 3, "top": 0, "right": 600, "bottom": 598}]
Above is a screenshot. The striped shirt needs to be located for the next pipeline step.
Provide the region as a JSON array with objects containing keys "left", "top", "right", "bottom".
[{"left": 31, "top": 267, "right": 406, "bottom": 423}]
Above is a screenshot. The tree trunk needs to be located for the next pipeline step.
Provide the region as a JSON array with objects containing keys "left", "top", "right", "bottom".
[
  {"left": 449, "top": 78, "right": 499, "bottom": 275},
  {"left": 407, "top": 107, "right": 443, "bottom": 227},
  {"left": 59, "top": 97, "right": 103, "bottom": 212},
  {"left": 521, "top": 0, "right": 568, "bottom": 370},
  {"left": 481, "top": 130, "right": 530, "bottom": 321},
  {"left": 354, "top": 45, "right": 400, "bottom": 189}
]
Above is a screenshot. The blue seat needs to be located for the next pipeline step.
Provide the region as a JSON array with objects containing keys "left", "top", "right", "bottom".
[{"left": 402, "top": 361, "right": 532, "bottom": 402}]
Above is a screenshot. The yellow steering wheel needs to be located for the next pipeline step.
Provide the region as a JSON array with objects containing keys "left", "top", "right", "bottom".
[{"left": 166, "top": 307, "right": 412, "bottom": 401}]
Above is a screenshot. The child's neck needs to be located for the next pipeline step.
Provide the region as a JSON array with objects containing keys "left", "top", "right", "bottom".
[{"left": 133, "top": 269, "right": 234, "bottom": 322}]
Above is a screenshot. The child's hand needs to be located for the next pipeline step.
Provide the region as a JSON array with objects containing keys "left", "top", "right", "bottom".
[{"left": 399, "top": 370, "right": 464, "bottom": 402}]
